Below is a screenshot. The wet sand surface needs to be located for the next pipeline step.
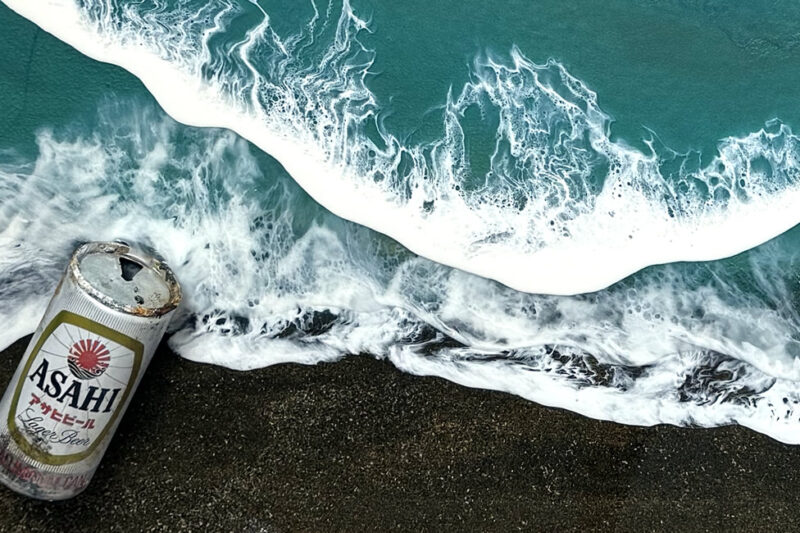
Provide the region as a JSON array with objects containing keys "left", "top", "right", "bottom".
[{"left": 0, "top": 334, "right": 797, "bottom": 532}]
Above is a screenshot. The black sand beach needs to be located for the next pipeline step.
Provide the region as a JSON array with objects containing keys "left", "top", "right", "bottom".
[{"left": 0, "top": 335, "right": 797, "bottom": 532}]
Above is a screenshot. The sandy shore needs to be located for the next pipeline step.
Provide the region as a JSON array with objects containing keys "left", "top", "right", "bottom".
[{"left": 0, "top": 335, "right": 797, "bottom": 532}]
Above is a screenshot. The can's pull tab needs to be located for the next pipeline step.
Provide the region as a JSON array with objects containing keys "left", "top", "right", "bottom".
[{"left": 119, "top": 257, "right": 144, "bottom": 282}]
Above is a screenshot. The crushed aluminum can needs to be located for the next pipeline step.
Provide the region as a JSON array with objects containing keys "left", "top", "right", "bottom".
[{"left": 0, "top": 241, "right": 181, "bottom": 500}]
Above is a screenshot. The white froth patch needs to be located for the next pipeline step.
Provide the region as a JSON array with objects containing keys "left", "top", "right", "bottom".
[{"left": 386, "top": 345, "right": 800, "bottom": 444}]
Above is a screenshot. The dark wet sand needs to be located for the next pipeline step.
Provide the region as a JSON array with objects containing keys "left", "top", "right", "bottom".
[{"left": 0, "top": 335, "right": 797, "bottom": 532}]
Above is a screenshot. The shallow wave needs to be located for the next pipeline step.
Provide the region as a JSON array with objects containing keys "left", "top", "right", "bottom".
[
  {"left": 6, "top": 0, "right": 800, "bottom": 294},
  {"left": 2, "top": 103, "right": 800, "bottom": 442}
]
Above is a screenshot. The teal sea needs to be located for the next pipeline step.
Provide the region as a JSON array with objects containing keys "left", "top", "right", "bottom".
[{"left": 3, "top": 0, "right": 800, "bottom": 441}]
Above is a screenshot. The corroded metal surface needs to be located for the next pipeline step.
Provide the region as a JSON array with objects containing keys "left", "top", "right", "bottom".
[{"left": 68, "top": 242, "right": 181, "bottom": 318}]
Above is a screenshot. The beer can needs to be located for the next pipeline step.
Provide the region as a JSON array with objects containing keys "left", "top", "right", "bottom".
[{"left": 0, "top": 241, "right": 181, "bottom": 500}]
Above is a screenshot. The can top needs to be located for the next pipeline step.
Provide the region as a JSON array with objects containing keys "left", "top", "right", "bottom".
[{"left": 69, "top": 241, "right": 182, "bottom": 318}]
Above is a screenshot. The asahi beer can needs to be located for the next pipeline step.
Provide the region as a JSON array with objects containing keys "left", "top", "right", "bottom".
[{"left": 0, "top": 241, "right": 181, "bottom": 500}]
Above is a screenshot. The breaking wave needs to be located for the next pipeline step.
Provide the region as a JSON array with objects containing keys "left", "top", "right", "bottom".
[
  {"left": 5, "top": 0, "right": 800, "bottom": 293},
  {"left": 2, "top": 103, "right": 800, "bottom": 442}
]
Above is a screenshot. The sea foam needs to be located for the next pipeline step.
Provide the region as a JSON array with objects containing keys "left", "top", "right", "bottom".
[
  {"left": 2, "top": 103, "right": 800, "bottom": 442},
  {"left": 5, "top": 0, "right": 800, "bottom": 294}
]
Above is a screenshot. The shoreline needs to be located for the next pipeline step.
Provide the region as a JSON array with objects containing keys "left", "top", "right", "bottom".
[{"left": 0, "top": 335, "right": 797, "bottom": 531}]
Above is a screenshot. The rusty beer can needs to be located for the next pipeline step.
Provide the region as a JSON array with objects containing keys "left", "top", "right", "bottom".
[{"left": 0, "top": 241, "right": 181, "bottom": 500}]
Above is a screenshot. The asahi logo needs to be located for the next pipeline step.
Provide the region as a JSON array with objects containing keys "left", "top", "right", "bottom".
[
  {"left": 68, "top": 339, "right": 110, "bottom": 380},
  {"left": 8, "top": 311, "right": 143, "bottom": 465}
]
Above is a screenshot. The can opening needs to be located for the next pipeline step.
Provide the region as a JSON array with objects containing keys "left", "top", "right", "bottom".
[
  {"left": 119, "top": 257, "right": 144, "bottom": 282},
  {"left": 70, "top": 242, "right": 181, "bottom": 316}
]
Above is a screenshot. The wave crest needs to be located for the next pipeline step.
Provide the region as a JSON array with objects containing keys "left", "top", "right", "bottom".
[{"left": 5, "top": 0, "right": 800, "bottom": 293}]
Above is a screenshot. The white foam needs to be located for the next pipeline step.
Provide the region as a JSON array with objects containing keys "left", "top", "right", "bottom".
[
  {"left": 386, "top": 345, "right": 800, "bottom": 443},
  {"left": 2, "top": 105, "right": 800, "bottom": 443},
  {"left": 5, "top": 0, "right": 800, "bottom": 294}
]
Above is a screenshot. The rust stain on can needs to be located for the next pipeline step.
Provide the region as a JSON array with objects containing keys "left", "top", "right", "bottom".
[{"left": 68, "top": 242, "right": 182, "bottom": 318}]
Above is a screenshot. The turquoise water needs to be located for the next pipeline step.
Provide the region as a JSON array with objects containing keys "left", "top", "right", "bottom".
[
  {"left": 356, "top": 0, "right": 800, "bottom": 153},
  {"left": 3, "top": 1, "right": 800, "bottom": 441}
]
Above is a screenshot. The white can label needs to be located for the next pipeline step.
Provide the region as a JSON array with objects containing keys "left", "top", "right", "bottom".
[{"left": 7, "top": 311, "right": 143, "bottom": 465}]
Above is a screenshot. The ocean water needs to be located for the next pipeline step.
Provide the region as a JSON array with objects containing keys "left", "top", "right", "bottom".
[{"left": 2, "top": 1, "right": 800, "bottom": 442}]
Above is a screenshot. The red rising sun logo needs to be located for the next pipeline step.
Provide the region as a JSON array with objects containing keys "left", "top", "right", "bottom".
[{"left": 68, "top": 339, "right": 111, "bottom": 380}]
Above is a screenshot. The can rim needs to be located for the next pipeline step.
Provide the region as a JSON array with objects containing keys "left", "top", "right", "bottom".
[{"left": 69, "top": 241, "right": 182, "bottom": 318}]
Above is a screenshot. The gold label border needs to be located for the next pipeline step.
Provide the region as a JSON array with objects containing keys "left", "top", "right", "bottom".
[{"left": 8, "top": 310, "right": 143, "bottom": 465}]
